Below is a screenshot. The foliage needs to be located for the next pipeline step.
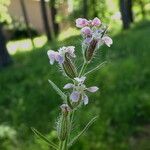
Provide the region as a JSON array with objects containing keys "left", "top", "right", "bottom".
[{"left": 0, "top": 0, "right": 11, "bottom": 24}]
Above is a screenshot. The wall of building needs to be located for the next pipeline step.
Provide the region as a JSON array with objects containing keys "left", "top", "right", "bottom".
[{"left": 8, "top": 0, "right": 52, "bottom": 34}]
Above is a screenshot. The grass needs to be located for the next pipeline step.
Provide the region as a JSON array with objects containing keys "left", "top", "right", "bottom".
[{"left": 0, "top": 20, "right": 150, "bottom": 150}]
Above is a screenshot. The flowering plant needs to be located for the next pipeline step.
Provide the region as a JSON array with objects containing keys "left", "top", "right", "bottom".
[{"left": 32, "top": 17, "right": 112, "bottom": 150}]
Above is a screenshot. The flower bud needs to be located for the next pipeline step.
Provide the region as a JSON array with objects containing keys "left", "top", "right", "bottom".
[
  {"left": 75, "top": 18, "right": 88, "bottom": 28},
  {"left": 81, "top": 27, "right": 92, "bottom": 37},
  {"left": 92, "top": 17, "right": 101, "bottom": 26},
  {"left": 60, "top": 104, "right": 71, "bottom": 116},
  {"left": 57, "top": 104, "right": 70, "bottom": 141},
  {"left": 85, "top": 38, "right": 98, "bottom": 62},
  {"left": 62, "top": 54, "right": 77, "bottom": 79}
]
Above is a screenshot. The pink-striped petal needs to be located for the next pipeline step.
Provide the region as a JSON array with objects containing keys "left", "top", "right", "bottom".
[
  {"left": 47, "top": 50, "right": 57, "bottom": 65},
  {"left": 70, "top": 91, "right": 80, "bottom": 102},
  {"left": 102, "top": 36, "right": 113, "bottom": 47},
  {"left": 86, "top": 86, "right": 99, "bottom": 93},
  {"left": 63, "top": 83, "right": 74, "bottom": 89}
]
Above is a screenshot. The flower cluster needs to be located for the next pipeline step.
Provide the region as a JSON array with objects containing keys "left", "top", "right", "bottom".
[
  {"left": 47, "top": 46, "right": 76, "bottom": 65},
  {"left": 76, "top": 17, "right": 113, "bottom": 62},
  {"left": 76, "top": 17, "right": 112, "bottom": 46}
]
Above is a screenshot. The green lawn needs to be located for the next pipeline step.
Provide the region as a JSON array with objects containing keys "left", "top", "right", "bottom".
[{"left": 0, "top": 21, "right": 150, "bottom": 150}]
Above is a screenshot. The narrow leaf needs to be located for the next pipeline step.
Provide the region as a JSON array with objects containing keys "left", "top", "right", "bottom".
[
  {"left": 68, "top": 116, "right": 98, "bottom": 147},
  {"left": 31, "top": 127, "right": 58, "bottom": 150},
  {"left": 48, "top": 79, "right": 67, "bottom": 102},
  {"left": 84, "top": 61, "right": 107, "bottom": 76}
]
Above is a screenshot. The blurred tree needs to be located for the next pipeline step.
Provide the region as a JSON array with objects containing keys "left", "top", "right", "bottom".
[
  {"left": 119, "top": 0, "right": 134, "bottom": 29},
  {"left": 83, "top": 0, "right": 88, "bottom": 18},
  {"left": 0, "top": 0, "right": 12, "bottom": 67},
  {"left": 40, "top": 0, "right": 51, "bottom": 41},
  {"left": 49, "top": 0, "right": 59, "bottom": 37},
  {"left": 88, "top": 0, "right": 107, "bottom": 19},
  {"left": 0, "top": 23, "right": 12, "bottom": 68},
  {"left": 127, "top": 0, "right": 134, "bottom": 22},
  {"left": 19, "top": 0, "right": 35, "bottom": 47}
]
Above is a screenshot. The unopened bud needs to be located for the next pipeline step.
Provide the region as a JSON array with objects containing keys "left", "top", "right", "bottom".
[
  {"left": 85, "top": 38, "right": 98, "bottom": 62},
  {"left": 62, "top": 54, "right": 77, "bottom": 79},
  {"left": 60, "top": 104, "right": 71, "bottom": 116},
  {"left": 57, "top": 104, "right": 70, "bottom": 141}
]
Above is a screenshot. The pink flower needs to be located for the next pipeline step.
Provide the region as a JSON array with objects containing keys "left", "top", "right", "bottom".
[
  {"left": 63, "top": 76, "right": 99, "bottom": 105},
  {"left": 81, "top": 27, "right": 92, "bottom": 36},
  {"left": 47, "top": 46, "right": 76, "bottom": 65},
  {"left": 102, "top": 36, "right": 113, "bottom": 47},
  {"left": 75, "top": 18, "right": 89, "bottom": 28},
  {"left": 66, "top": 46, "right": 76, "bottom": 57},
  {"left": 47, "top": 50, "right": 64, "bottom": 65},
  {"left": 58, "top": 46, "right": 76, "bottom": 58},
  {"left": 47, "top": 50, "right": 59, "bottom": 65},
  {"left": 92, "top": 17, "right": 101, "bottom": 26}
]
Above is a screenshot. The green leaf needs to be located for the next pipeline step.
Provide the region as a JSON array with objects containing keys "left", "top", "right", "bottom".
[
  {"left": 31, "top": 127, "right": 58, "bottom": 150},
  {"left": 84, "top": 61, "right": 107, "bottom": 76},
  {"left": 48, "top": 79, "right": 67, "bottom": 102},
  {"left": 68, "top": 116, "right": 98, "bottom": 147}
]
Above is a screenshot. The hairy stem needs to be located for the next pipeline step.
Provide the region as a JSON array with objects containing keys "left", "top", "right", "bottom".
[
  {"left": 79, "top": 61, "right": 88, "bottom": 77},
  {"left": 59, "top": 110, "right": 75, "bottom": 150},
  {"left": 59, "top": 141, "right": 63, "bottom": 150}
]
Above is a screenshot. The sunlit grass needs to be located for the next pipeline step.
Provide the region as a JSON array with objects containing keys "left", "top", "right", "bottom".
[
  {"left": 7, "top": 28, "right": 80, "bottom": 55},
  {"left": 7, "top": 35, "right": 47, "bottom": 55}
]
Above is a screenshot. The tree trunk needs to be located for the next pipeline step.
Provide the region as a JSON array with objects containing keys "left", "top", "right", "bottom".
[
  {"left": 127, "top": 0, "right": 134, "bottom": 23},
  {"left": 19, "top": 0, "right": 35, "bottom": 47},
  {"left": 120, "top": 0, "right": 130, "bottom": 29},
  {"left": 40, "top": 0, "right": 51, "bottom": 41},
  {"left": 0, "top": 24, "right": 12, "bottom": 68},
  {"left": 49, "top": 0, "right": 59, "bottom": 37},
  {"left": 83, "top": 0, "right": 88, "bottom": 18}
]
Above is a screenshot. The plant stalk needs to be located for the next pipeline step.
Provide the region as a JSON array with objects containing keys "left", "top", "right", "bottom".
[{"left": 79, "top": 61, "right": 88, "bottom": 77}]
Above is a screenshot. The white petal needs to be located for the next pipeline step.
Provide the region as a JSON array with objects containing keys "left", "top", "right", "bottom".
[
  {"left": 70, "top": 91, "right": 80, "bottom": 102},
  {"left": 56, "top": 55, "right": 64, "bottom": 64},
  {"left": 47, "top": 50, "right": 56, "bottom": 65},
  {"left": 74, "top": 76, "right": 86, "bottom": 83},
  {"left": 83, "top": 94, "right": 89, "bottom": 105},
  {"left": 49, "top": 59, "right": 54, "bottom": 65},
  {"left": 63, "top": 83, "right": 74, "bottom": 89},
  {"left": 102, "top": 36, "right": 113, "bottom": 47},
  {"left": 87, "top": 86, "right": 99, "bottom": 93}
]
